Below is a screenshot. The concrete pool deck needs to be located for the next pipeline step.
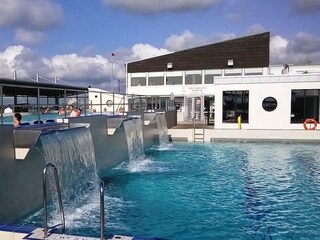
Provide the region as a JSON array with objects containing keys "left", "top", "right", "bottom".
[{"left": 168, "top": 122, "right": 320, "bottom": 143}]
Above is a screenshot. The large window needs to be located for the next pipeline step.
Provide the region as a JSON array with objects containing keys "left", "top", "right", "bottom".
[
  {"left": 204, "top": 69, "right": 222, "bottom": 84},
  {"left": 223, "top": 91, "right": 249, "bottom": 123},
  {"left": 224, "top": 68, "right": 242, "bottom": 76},
  {"left": 291, "top": 89, "right": 319, "bottom": 123},
  {"left": 166, "top": 71, "right": 183, "bottom": 85},
  {"left": 148, "top": 76, "right": 164, "bottom": 86},
  {"left": 244, "top": 68, "right": 263, "bottom": 75},
  {"left": 131, "top": 77, "right": 146, "bottom": 86},
  {"left": 185, "top": 70, "right": 202, "bottom": 85}
]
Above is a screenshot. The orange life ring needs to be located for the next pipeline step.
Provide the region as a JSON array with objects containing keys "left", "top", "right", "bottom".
[{"left": 303, "top": 118, "right": 318, "bottom": 130}]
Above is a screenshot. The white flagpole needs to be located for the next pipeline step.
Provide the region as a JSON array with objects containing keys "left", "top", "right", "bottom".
[{"left": 111, "top": 54, "right": 114, "bottom": 92}]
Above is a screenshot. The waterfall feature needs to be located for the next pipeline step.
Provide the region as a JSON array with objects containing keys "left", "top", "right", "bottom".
[
  {"left": 39, "top": 127, "right": 99, "bottom": 223},
  {"left": 123, "top": 118, "right": 145, "bottom": 163},
  {"left": 156, "top": 113, "right": 169, "bottom": 148}
]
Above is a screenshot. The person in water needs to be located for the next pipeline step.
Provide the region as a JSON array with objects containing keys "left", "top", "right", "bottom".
[
  {"left": 76, "top": 108, "right": 82, "bottom": 117},
  {"left": 13, "top": 113, "right": 22, "bottom": 127},
  {"left": 58, "top": 107, "right": 66, "bottom": 116},
  {"left": 69, "top": 105, "right": 77, "bottom": 117}
]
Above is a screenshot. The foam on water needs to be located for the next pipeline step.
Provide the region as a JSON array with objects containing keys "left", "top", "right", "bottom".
[
  {"left": 155, "top": 113, "right": 170, "bottom": 149},
  {"left": 123, "top": 118, "right": 145, "bottom": 162},
  {"left": 35, "top": 127, "right": 100, "bottom": 231}
]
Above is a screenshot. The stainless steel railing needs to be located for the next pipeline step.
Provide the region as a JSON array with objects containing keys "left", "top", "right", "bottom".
[
  {"left": 43, "top": 163, "right": 65, "bottom": 238},
  {"left": 100, "top": 179, "right": 105, "bottom": 240},
  {"left": 43, "top": 163, "right": 105, "bottom": 239}
]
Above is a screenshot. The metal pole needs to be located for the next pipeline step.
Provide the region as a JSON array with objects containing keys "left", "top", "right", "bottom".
[
  {"left": 37, "top": 88, "right": 40, "bottom": 122},
  {"left": 113, "top": 92, "right": 115, "bottom": 114},
  {"left": 84, "top": 91, "right": 87, "bottom": 116},
  {"left": 43, "top": 163, "right": 65, "bottom": 238},
  {"left": 100, "top": 92, "right": 102, "bottom": 114},
  {"left": 13, "top": 70, "right": 17, "bottom": 80},
  {"left": 100, "top": 180, "right": 105, "bottom": 240},
  {"left": 0, "top": 86, "right": 3, "bottom": 124},
  {"left": 43, "top": 167, "right": 48, "bottom": 238},
  {"left": 111, "top": 59, "right": 114, "bottom": 93},
  {"left": 124, "top": 63, "right": 128, "bottom": 95}
]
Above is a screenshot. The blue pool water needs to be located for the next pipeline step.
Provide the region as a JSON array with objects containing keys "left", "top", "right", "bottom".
[
  {"left": 2, "top": 112, "right": 58, "bottom": 124},
  {"left": 21, "top": 142, "right": 320, "bottom": 239}
]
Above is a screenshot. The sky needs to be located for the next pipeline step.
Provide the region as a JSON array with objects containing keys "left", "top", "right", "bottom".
[{"left": 0, "top": 0, "right": 320, "bottom": 91}]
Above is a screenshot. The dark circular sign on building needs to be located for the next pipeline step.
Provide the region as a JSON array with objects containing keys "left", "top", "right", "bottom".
[
  {"left": 106, "top": 100, "right": 113, "bottom": 107},
  {"left": 262, "top": 97, "right": 277, "bottom": 112}
]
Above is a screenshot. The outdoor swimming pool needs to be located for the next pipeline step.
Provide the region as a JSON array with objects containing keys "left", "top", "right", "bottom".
[
  {"left": 2, "top": 112, "right": 59, "bottom": 124},
  {"left": 20, "top": 141, "right": 320, "bottom": 239}
]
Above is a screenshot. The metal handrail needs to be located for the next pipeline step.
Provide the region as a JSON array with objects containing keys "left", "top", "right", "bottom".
[
  {"left": 193, "top": 116, "right": 205, "bottom": 142},
  {"left": 43, "top": 163, "right": 65, "bottom": 238},
  {"left": 192, "top": 116, "right": 196, "bottom": 141},
  {"left": 100, "top": 179, "right": 105, "bottom": 240}
]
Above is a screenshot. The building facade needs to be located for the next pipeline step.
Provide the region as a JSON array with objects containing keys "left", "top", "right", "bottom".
[{"left": 126, "top": 32, "right": 320, "bottom": 130}]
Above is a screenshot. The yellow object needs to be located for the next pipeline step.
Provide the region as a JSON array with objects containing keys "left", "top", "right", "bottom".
[{"left": 237, "top": 115, "right": 242, "bottom": 129}]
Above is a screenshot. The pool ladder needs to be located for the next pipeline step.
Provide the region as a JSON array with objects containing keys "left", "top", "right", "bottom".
[
  {"left": 193, "top": 117, "right": 205, "bottom": 142},
  {"left": 43, "top": 163, "right": 106, "bottom": 239}
]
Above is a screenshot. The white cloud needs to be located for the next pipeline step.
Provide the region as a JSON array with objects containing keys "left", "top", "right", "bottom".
[
  {"left": 270, "top": 35, "right": 289, "bottom": 64},
  {"left": 247, "top": 24, "right": 267, "bottom": 35},
  {"left": 1, "top": 31, "right": 320, "bottom": 91},
  {"left": 164, "top": 30, "right": 206, "bottom": 51},
  {"left": 165, "top": 30, "right": 237, "bottom": 52},
  {"left": 49, "top": 54, "right": 110, "bottom": 83},
  {"left": 287, "top": 32, "right": 320, "bottom": 54},
  {"left": 15, "top": 28, "right": 45, "bottom": 45},
  {"left": 209, "top": 32, "right": 237, "bottom": 43},
  {"left": 270, "top": 32, "right": 320, "bottom": 65},
  {"left": 0, "top": 43, "right": 169, "bottom": 90},
  {"left": 0, "top": 0, "right": 63, "bottom": 30},
  {"left": 80, "top": 45, "right": 97, "bottom": 57},
  {"left": 102, "top": 0, "right": 222, "bottom": 13},
  {"left": 131, "top": 44, "right": 170, "bottom": 59},
  {"left": 290, "top": 0, "right": 320, "bottom": 15}
]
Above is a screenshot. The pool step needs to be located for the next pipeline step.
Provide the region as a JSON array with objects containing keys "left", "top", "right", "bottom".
[
  {"left": 24, "top": 227, "right": 100, "bottom": 239},
  {"left": 25, "top": 228, "right": 134, "bottom": 240},
  {"left": 0, "top": 226, "right": 134, "bottom": 240},
  {"left": 194, "top": 129, "right": 205, "bottom": 142}
]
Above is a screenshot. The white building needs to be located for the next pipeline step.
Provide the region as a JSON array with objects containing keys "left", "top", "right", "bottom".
[
  {"left": 126, "top": 32, "right": 320, "bottom": 130},
  {"left": 88, "top": 87, "right": 126, "bottom": 114}
]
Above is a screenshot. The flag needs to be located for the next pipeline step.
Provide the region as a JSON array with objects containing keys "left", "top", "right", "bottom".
[{"left": 111, "top": 52, "right": 115, "bottom": 56}]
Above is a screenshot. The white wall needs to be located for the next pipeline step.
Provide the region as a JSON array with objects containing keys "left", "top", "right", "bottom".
[
  {"left": 127, "top": 65, "right": 320, "bottom": 130},
  {"left": 214, "top": 80, "right": 320, "bottom": 130},
  {"left": 89, "top": 91, "right": 126, "bottom": 112}
]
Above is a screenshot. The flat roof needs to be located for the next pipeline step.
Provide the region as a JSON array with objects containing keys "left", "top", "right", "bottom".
[{"left": 0, "top": 78, "right": 88, "bottom": 97}]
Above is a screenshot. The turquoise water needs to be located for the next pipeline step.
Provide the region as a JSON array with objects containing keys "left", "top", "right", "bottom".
[
  {"left": 21, "top": 142, "right": 320, "bottom": 239},
  {"left": 104, "top": 142, "right": 320, "bottom": 239},
  {"left": 2, "top": 112, "right": 59, "bottom": 124}
]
